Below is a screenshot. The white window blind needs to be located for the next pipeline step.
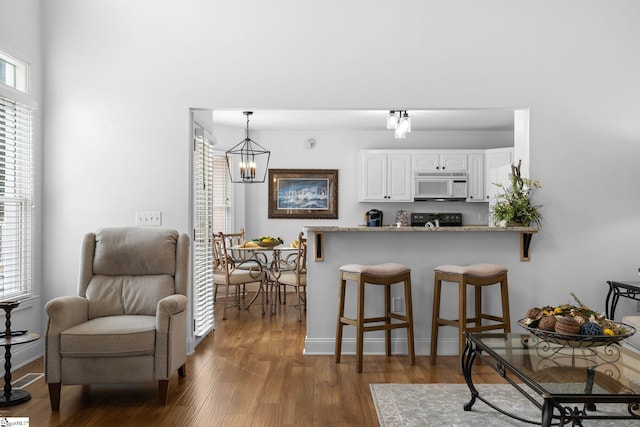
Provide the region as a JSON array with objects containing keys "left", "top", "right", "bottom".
[
  {"left": 212, "top": 152, "right": 232, "bottom": 233},
  {"left": 193, "top": 128, "right": 214, "bottom": 336},
  {"left": 0, "top": 95, "right": 33, "bottom": 299}
]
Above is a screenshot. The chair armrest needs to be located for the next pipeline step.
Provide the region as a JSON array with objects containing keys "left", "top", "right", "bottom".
[
  {"left": 155, "top": 294, "right": 188, "bottom": 379},
  {"left": 45, "top": 296, "right": 89, "bottom": 333},
  {"left": 44, "top": 296, "right": 89, "bottom": 384},
  {"left": 156, "top": 294, "right": 188, "bottom": 331}
]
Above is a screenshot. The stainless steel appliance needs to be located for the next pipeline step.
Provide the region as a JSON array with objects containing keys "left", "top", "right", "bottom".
[
  {"left": 410, "top": 212, "right": 463, "bottom": 227},
  {"left": 413, "top": 172, "right": 467, "bottom": 201},
  {"left": 365, "top": 209, "right": 384, "bottom": 227}
]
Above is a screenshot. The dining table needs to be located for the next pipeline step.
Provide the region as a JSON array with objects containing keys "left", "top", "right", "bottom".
[{"left": 231, "top": 244, "right": 299, "bottom": 313}]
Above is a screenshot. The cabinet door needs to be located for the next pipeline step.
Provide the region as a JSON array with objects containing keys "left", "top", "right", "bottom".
[
  {"left": 485, "top": 148, "right": 513, "bottom": 201},
  {"left": 412, "top": 152, "right": 440, "bottom": 171},
  {"left": 466, "top": 153, "right": 484, "bottom": 202},
  {"left": 440, "top": 153, "right": 468, "bottom": 171},
  {"left": 360, "top": 152, "right": 387, "bottom": 201},
  {"left": 387, "top": 153, "right": 412, "bottom": 201}
]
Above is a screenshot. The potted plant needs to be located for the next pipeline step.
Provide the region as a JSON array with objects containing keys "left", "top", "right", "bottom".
[{"left": 491, "top": 160, "right": 542, "bottom": 227}]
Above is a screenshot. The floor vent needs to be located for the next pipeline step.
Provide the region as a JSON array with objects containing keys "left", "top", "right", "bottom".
[{"left": 12, "top": 373, "right": 44, "bottom": 390}]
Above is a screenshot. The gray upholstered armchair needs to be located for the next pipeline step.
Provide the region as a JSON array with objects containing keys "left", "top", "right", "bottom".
[{"left": 45, "top": 227, "right": 189, "bottom": 410}]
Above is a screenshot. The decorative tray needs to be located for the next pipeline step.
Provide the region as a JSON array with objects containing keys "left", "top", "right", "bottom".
[{"left": 517, "top": 319, "right": 636, "bottom": 348}]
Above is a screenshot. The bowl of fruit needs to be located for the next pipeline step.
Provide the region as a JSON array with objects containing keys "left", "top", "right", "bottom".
[
  {"left": 519, "top": 293, "right": 635, "bottom": 348},
  {"left": 253, "top": 236, "right": 283, "bottom": 248}
]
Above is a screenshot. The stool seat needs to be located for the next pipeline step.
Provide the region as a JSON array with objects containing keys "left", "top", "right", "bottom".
[
  {"left": 435, "top": 263, "right": 507, "bottom": 277},
  {"left": 335, "top": 263, "right": 415, "bottom": 373},
  {"left": 340, "top": 263, "right": 411, "bottom": 276},
  {"left": 430, "top": 263, "right": 510, "bottom": 373}
]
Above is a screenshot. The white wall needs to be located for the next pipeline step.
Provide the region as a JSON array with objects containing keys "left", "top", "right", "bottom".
[{"left": 37, "top": 0, "right": 640, "bottom": 352}]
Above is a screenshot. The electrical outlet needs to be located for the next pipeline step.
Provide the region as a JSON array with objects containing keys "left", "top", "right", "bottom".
[
  {"left": 392, "top": 297, "right": 403, "bottom": 313},
  {"left": 135, "top": 210, "right": 162, "bottom": 226}
]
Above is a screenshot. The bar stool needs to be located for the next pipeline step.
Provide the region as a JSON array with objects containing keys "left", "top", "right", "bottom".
[
  {"left": 335, "top": 263, "right": 415, "bottom": 373},
  {"left": 430, "top": 263, "right": 510, "bottom": 370}
]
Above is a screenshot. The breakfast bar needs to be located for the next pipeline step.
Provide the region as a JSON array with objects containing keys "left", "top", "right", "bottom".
[{"left": 301, "top": 225, "right": 539, "bottom": 358}]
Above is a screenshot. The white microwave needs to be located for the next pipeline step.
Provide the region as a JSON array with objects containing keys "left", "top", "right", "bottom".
[{"left": 413, "top": 172, "right": 468, "bottom": 201}]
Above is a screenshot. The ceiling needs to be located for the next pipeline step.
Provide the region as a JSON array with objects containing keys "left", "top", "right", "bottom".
[{"left": 210, "top": 109, "right": 516, "bottom": 132}]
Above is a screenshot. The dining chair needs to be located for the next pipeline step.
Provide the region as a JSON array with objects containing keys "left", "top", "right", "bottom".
[
  {"left": 213, "top": 231, "right": 266, "bottom": 320},
  {"left": 271, "top": 232, "right": 307, "bottom": 321},
  {"left": 213, "top": 228, "right": 246, "bottom": 303}
]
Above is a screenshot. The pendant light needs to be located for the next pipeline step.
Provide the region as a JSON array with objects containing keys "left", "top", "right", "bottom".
[{"left": 225, "top": 111, "right": 270, "bottom": 183}]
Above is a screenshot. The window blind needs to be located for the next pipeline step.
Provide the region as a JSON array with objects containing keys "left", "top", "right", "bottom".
[
  {"left": 0, "top": 95, "right": 33, "bottom": 299},
  {"left": 212, "top": 152, "right": 232, "bottom": 233},
  {"left": 193, "top": 129, "right": 214, "bottom": 336}
]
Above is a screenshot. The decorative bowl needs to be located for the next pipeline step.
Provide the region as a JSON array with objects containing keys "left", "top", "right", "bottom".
[
  {"left": 256, "top": 240, "right": 281, "bottom": 248},
  {"left": 518, "top": 319, "right": 636, "bottom": 348}
]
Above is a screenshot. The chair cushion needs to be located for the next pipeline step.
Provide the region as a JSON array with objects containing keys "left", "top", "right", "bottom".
[
  {"left": 339, "top": 263, "right": 410, "bottom": 277},
  {"left": 214, "top": 270, "right": 264, "bottom": 285},
  {"left": 435, "top": 263, "right": 507, "bottom": 277},
  {"left": 86, "top": 274, "right": 174, "bottom": 318},
  {"left": 93, "top": 227, "right": 178, "bottom": 276},
  {"left": 60, "top": 315, "right": 156, "bottom": 357},
  {"left": 276, "top": 271, "right": 307, "bottom": 286}
]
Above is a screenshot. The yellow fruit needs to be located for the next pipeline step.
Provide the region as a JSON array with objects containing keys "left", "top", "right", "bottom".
[
  {"left": 554, "top": 307, "right": 563, "bottom": 314},
  {"left": 603, "top": 328, "right": 615, "bottom": 336}
]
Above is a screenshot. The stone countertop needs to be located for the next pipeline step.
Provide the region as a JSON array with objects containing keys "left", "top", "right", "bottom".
[{"left": 304, "top": 225, "right": 539, "bottom": 233}]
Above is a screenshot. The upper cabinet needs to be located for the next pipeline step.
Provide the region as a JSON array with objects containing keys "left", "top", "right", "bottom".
[
  {"left": 412, "top": 151, "right": 468, "bottom": 171},
  {"left": 485, "top": 147, "right": 514, "bottom": 201},
  {"left": 359, "top": 151, "right": 412, "bottom": 202},
  {"left": 466, "top": 152, "right": 485, "bottom": 202}
]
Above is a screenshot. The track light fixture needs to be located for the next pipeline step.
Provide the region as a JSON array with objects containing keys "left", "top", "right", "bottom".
[{"left": 386, "top": 110, "right": 411, "bottom": 139}]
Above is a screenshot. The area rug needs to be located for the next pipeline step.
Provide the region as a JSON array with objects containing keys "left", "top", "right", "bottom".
[{"left": 370, "top": 383, "right": 630, "bottom": 427}]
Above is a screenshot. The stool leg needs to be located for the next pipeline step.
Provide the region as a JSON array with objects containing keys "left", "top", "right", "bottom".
[
  {"left": 458, "top": 277, "right": 466, "bottom": 374},
  {"left": 404, "top": 274, "right": 415, "bottom": 366},
  {"left": 335, "top": 275, "right": 347, "bottom": 363},
  {"left": 501, "top": 275, "right": 511, "bottom": 333},
  {"left": 384, "top": 282, "right": 391, "bottom": 357},
  {"left": 356, "top": 276, "right": 366, "bottom": 373},
  {"left": 430, "top": 275, "right": 442, "bottom": 365},
  {"left": 474, "top": 284, "right": 482, "bottom": 328}
]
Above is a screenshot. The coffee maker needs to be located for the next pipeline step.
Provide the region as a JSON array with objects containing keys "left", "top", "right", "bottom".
[{"left": 365, "top": 209, "right": 383, "bottom": 227}]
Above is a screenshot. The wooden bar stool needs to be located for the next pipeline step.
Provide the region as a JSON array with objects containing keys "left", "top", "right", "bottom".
[
  {"left": 430, "top": 263, "right": 510, "bottom": 371},
  {"left": 335, "top": 263, "right": 415, "bottom": 373}
]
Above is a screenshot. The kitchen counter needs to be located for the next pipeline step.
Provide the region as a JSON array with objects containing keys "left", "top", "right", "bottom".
[
  {"left": 305, "top": 225, "right": 538, "bottom": 232},
  {"left": 305, "top": 224, "right": 538, "bottom": 262}
]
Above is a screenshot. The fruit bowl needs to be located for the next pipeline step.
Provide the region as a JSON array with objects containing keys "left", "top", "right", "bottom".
[
  {"left": 253, "top": 236, "right": 283, "bottom": 248},
  {"left": 518, "top": 319, "right": 636, "bottom": 348}
]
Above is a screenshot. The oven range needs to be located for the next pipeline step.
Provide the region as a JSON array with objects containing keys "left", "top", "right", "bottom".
[{"left": 410, "top": 212, "right": 463, "bottom": 227}]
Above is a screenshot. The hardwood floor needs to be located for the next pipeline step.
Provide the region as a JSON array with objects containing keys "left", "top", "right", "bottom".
[{"left": 4, "top": 298, "right": 504, "bottom": 426}]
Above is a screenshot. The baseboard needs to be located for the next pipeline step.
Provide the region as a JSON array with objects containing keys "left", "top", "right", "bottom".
[{"left": 304, "top": 337, "right": 461, "bottom": 356}]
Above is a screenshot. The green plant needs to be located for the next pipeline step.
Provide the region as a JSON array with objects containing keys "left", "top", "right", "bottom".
[{"left": 491, "top": 161, "right": 542, "bottom": 227}]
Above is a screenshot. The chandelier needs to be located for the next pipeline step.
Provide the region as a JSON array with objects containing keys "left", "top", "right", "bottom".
[
  {"left": 225, "top": 111, "right": 270, "bottom": 183},
  {"left": 386, "top": 110, "right": 411, "bottom": 139}
]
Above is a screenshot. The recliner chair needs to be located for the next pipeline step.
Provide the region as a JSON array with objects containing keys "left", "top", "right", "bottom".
[{"left": 45, "top": 227, "right": 189, "bottom": 410}]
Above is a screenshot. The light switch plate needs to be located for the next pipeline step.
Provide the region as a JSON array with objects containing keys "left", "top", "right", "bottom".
[{"left": 135, "top": 210, "right": 162, "bottom": 226}]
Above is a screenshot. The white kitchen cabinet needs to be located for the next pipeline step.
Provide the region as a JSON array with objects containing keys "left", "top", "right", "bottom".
[
  {"left": 359, "top": 151, "right": 412, "bottom": 202},
  {"left": 412, "top": 151, "right": 468, "bottom": 171},
  {"left": 484, "top": 147, "right": 513, "bottom": 201},
  {"left": 466, "top": 152, "right": 485, "bottom": 202}
]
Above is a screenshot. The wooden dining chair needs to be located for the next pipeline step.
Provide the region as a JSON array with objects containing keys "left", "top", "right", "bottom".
[
  {"left": 213, "top": 231, "right": 266, "bottom": 320},
  {"left": 270, "top": 232, "right": 307, "bottom": 321}
]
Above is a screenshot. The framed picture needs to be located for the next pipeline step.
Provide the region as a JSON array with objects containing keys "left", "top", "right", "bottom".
[{"left": 268, "top": 169, "right": 338, "bottom": 219}]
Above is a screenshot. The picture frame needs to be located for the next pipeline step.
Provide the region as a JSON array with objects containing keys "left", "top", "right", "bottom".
[{"left": 268, "top": 169, "right": 338, "bottom": 219}]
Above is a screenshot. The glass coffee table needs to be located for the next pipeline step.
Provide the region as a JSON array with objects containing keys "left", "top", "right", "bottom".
[{"left": 463, "top": 332, "right": 640, "bottom": 426}]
